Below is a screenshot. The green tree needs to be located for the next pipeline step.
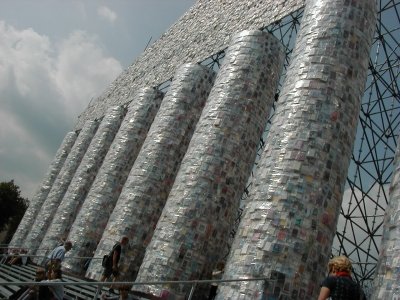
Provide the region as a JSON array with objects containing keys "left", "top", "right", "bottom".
[{"left": 0, "top": 180, "right": 28, "bottom": 243}]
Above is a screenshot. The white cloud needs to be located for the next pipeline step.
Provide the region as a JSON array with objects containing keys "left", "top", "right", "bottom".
[
  {"left": 0, "top": 21, "right": 123, "bottom": 199},
  {"left": 0, "top": 109, "right": 51, "bottom": 199},
  {"left": 0, "top": 22, "right": 54, "bottom": 96},
  {"left": 54, "top": 30, "right": 122, "bottom": 117},
  {"left": 97, "top": 6, "right": 117, "bottom": 23}
]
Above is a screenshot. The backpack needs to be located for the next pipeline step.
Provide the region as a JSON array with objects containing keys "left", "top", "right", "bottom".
[
  {"left": 101, "top": 243, "right": 119, "bottom": 267},
  {"left": 101, "top": 254, "right": 111, "bottom": 267}
]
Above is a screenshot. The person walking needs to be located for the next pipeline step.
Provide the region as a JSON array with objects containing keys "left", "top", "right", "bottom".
[
  {"left": 44, "top": 241, "right": 72, "bottom": 277},
  {"left": 101, "top": 236, "right": 129, "bottom": 294}
]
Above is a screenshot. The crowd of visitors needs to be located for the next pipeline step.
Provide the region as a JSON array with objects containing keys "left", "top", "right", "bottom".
[
  {"left": 3, "top": 238, "right": 367, "bottom": 300},
  {"left": 2, "top": 238, "right": 137, "bottom": 300},
  {"left": 3, "top": 241, "right": 72, "bottom": 300}
]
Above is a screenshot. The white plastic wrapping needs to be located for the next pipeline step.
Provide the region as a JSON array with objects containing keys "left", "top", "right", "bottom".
[
  {"left": 217, "top": 0, "right": 376, "bottom": 299},
  {"left": 86, "top": 63, "right": 216, "bottom": 280},
  {"left": 23, "top": 120, "right": 100, "bottom": 258},
  {"left": 135, "top": 30, "right": 284, "bottom": 297},
  {"left": 9, "top": 131, "right": 78, "bottom": 249},
  {"left": 63, "top": 88, "right": 164, "bottom": 275},
  {"left": 38, "top": 106, "right": 126, "bottom": 261},
  {"left": 372, "top": 136, "right": 400, "bottom": 299}
]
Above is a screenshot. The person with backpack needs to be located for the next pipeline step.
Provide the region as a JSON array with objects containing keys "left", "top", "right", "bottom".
[
  {"left": 101, "top": 236, "right": 129, "bottom": 294},
  {"left": 318, "top": 256, "right": 366, "bottom": 300}
]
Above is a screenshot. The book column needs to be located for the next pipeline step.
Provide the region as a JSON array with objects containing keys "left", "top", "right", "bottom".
[
  {"left": 64, "top": 88, "right": 163, "bottom": 275},
  {"left": 86, "top": 63, "right": 216, "bottom": 280},
  {"left": 372, "top": 137, "right": 400, "bottom": 299},
  {"left": 23, "top": 120, "right": 99, "bottom": 258},
  {"left": 37, "top": 106, "right": 126, "bottom": 261},
  {"left": 216, "top": 0, "right": 376, "bottom": 299},
  {"left": 9, "top": 131, "right": 78, "bottom": 249},
  {"left": 135, "top": 30, "right": 284, "bottom": 298}
]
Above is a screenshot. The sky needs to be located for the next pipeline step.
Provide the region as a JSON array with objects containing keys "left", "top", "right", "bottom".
[{"left": 0, "top": 0, "right": 196, "bottom": 200}]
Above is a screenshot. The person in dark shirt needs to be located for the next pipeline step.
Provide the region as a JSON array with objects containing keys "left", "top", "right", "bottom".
[
  {"left": 318, "top": 256, "right": 365, "bottom": 300},
  {"left": 101, "top": 236, "right": 129, "bottom": 294}
]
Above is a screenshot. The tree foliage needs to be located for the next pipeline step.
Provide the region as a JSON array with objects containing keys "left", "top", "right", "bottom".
[{"left": 0, "top": 180, "right": 28, "bottom": 243}]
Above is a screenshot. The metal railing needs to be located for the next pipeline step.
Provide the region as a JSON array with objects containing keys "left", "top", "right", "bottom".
[{"left": 0, "top": 276, "right": 268, "bottom": 300}]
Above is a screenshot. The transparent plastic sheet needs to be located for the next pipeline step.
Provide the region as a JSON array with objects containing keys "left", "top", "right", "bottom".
[
  {"left": 9, "top": 131, "right": 78, "bottom": 249},
  {"left": 38, "top": 106, "right": 127, "bottom": 261},
  {"left": 135, "top": 30, "right": 285, "bottom": 298},
  {"left": 86, "top": 64, "right": 216, "bottom": 281},
  {"left": 23, "top": 120, "right": 100, "bottom": 259},
  {"left": 63, "top": 88, "right": 164, "bottom": 275},
  {"left": 372, "top": 137, "right": 400, "bottom": 299},
  {"left": 216, "top": 0, "right": 377, "bottom": 299}
]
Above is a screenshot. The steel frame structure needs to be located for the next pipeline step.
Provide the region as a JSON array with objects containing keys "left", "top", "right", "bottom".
[
  {"left": 334, "top": 0, "right": 399, "bottom": 293},
  {"left": 155, "top": 0, "right": 399, "bottom": 292}
]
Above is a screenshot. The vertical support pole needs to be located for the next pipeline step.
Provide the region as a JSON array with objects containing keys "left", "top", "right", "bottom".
[{"left": 187, "top": 282, "right": 197, "bottom": 300}]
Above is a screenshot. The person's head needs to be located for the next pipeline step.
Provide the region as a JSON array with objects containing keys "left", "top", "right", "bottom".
[
  {"left": 120, "top": 236, "right": 129, "bottom": 246},
  {"left": 35, "top": 268, "right": 46, "bottom": 281},
  {"left": 50, "top": 268, "right": 62, "bottom": 280},
  {"left": 328, "top": 256, "right": 352, "bottom": 274},
  {"left": 64, "top": 241, "right": 73, "bottom": 252}
]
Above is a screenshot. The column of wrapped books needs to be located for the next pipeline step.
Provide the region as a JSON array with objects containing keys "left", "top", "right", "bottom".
[
  {"left": 38, "top": 106, "right": 126, "bottom": 261},
  {"left": 64, "top": 88, "right": 164, "bottom": 275},
  {"left": 23, "top": 120, "right": 100, "bottom": 258},
  {"left": 135, "top": 30, "right": 284, "bottom": 298},
  {"left": 372, "top": 136, "right": 400, "bottom": 299},
  {"left": 9, "top": 131, "right": 78, "bottom": 249},
  {"left": 86, "top": 63, "right": 216, "bottom": 280},
  {"left": 216, "top": 0, "right": 376, "bottom": 299}
]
